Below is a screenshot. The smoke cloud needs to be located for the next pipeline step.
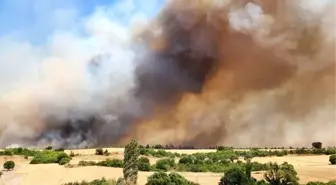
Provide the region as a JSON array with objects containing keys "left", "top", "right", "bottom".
[{"left": 0, "top": 0, "right": 335, "bottom": 148}]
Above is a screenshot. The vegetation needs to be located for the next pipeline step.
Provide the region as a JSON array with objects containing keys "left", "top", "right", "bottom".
[
  {"left": 329, "top": 154, "right": 336, "bottom": 165},
  {"left": 139, "top": 147, "right": 336, "bottom": 159},
  {"left": 30, "top": 151, "right": 71, "bottom": 165},
  {"left": 219, "top": 166, "right": 252, "bottom": 185},
  {"left": 0, "top": 147, "right": 40, "bottom": 157},
  {"left": 312, "top": 142, "right": 322, "bottom": 149},
  {"left": 306, "top": 181, "right": 336, "bottom": 185},
  {"left": 146, "top": 172, "right": 199, "bottom": 185},
  {"left": 264, "top": 162, "right": 299, "bottom": 185},
  {"left": 78, "top": 153, "right": 268, "bottom": 174},
  {"left": 96, "top": 148, "right": 104, "bottom": 155},
  {"left": 63, "top": 178, "right": 122, "bottom": 185},
  {"left": 79, "top": 159, "right": 123, "bottom": 168},
  {"left": 3, "top": 160, "right": 15, "bottom": 170},
  {"left": 138, "top": 157, "right": 151, "bottom": 171},
  {"left": 218, "top": 162, "right": 300, "bottom": 185},
  {"left": 123, "top": 139, "right": 140, "bottom": 184},
  {"left": 104, "top": 149, "right": 110, "bottom": 156}
]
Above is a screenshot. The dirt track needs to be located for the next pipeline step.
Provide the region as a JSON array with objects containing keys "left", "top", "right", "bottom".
[{"left": 0, "top": 149, "right": 335, "bottom": 185}]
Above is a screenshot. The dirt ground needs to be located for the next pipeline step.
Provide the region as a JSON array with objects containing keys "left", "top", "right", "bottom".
[{"left": 0, "top": 149, "right": 335, "bottom": 185}]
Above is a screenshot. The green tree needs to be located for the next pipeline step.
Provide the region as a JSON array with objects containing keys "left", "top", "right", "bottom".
[
  {"left": 146, "top": 172, "right": 199, "bottom": 185},
  {"left": 123, "top": 139, "right": 140, "bottom": 185},
  {"left": 264, "top": 162, "right": 299, "bottom": 185},
  {"left": 219, "top": 167, "right": 249, "bottom": 185},
  {"left": 329, "top": 154, "right": 336, "bottom": 165},
  {"left": 3, "top": 161, "right": 15, "bottom": 170},
  {"left": 138, "top": 157, "right": 151, "bottom": 171},
  {"left": 312, "top": 142, "right": 322, "bottom": 149}
]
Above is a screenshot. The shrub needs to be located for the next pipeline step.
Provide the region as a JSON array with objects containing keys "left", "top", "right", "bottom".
[
  {"left": 59, "top": 158, "right": 71, "bottom": 165},
  {"left": 179, "top": 156, "right": 193, "bottom": 164},
  {"left": 264, "top": 162, "right": 299, "bottom": 185},
  {"left": 45, "top": 146, "right": 53, "bottom": 150},
  {"left": 30, "top": 151, "right": 70, "bottom": 165},
  {"left": 70, "top": 151, "right": 75, "bottom": 157},
  {"left": 329, "top": 154, "right": 336, "bottom": 165},
  {"left": 155, "top": 158, "right": 175, "bottom": 171},
  {"left": 57, "top": 152, "right": 70, "bottom": 162},
  {"left": 97, "top": 159, "right": 123, "bottom": 168},
  {"left": 138, "top": 157, "right": 151, "bottom": 171},
  {"left": 146, "top": 172, "right": 199, "bottom": 185},
  {"left": 103, "top": 149, "right": 110, "bottom": 156},
  {"left": 219, "top": 167, "right": 249, "bottom": 185},
  {"left": 3, "top": 161, "right": 15, "bottom": 170},
  {"left": 95, "top": 148, "right": 104, "bottom": 155},
  {"left": 63, "top": 177, "right": 117, "bottom": 185},
  {"left": 78, "top": 161, "right": 97, "bottom": 166},
  {"left": 146, "top": 172, "right": 171, "bottom": 185},
  {"left": 4, "top": 149, "right": 13, "bottom": 156}
]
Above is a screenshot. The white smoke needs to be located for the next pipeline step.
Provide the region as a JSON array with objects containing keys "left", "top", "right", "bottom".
[{"left": 0, "top": 0, "right": 162, "bottom": 147}]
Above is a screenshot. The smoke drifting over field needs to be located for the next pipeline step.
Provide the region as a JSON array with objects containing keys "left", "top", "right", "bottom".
[{"left": 0, "top": 0, "right": 335, "bottom": 148}]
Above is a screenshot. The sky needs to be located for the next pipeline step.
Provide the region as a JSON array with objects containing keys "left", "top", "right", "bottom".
[
  {"left": 0, "top": 0, "right": 165, "bottom": 95},
  {"left": 0, "top": 0, "right": 164, "bottom": 44}
]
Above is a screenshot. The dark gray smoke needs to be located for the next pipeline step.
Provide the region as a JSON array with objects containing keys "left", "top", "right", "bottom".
[{"left": 0, "top": 0, "right": 334, "bottom": 148}]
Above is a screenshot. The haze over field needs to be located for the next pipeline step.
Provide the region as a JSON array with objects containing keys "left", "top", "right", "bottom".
[{"left": 0, "top": 0, "right": 335, "bottom": 148}]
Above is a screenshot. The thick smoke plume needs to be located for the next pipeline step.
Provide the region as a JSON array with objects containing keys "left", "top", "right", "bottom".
[{"left": 0, "top": 0, "right": 335, "bottom": 148}]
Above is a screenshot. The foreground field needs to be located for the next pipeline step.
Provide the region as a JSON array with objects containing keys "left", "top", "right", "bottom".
[{"left": 0, "top": 149, "right": 335, "bottom": 185}]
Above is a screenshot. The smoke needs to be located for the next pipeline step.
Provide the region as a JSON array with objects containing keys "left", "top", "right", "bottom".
[{"left": 0, "top": 0, "right": 335, "bottom": 148}]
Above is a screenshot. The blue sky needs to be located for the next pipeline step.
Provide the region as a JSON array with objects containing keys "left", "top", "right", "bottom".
[{"left": 0, "top": 0, "right": 164, "bottom": 44}]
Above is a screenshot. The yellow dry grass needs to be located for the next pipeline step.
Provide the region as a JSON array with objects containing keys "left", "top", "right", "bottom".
[{"left": 0, "top": 149, "right": 335, "bottom": 185}]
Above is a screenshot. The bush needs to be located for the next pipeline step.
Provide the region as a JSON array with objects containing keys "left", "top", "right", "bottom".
[
  {"left": 329, "top": 154, "right": 336, "bottom": 165},
  {"left": 146, "top": 172, "right": 199, "bottom": 185},
  {"left": 155, "top": 158, "right": 175, "bottom": 171},
  {"left": 219, "top": 167, "right": 249, "bottom": 185},
  {"left": 30, "top": 151, "right": 70, "bottom": 165},
  {"left": 78, "top": 161, "right": 97, "bottom": 166},
  {"left": 45, "top": 146, "right": 53, "bottom": 150},
  {"left": 138, "top": 157, "right": 151, "bottom": 171},
  {"left": 103, "top": 150, "right": 110, "bottom": 156},
  {"left": 97, "top": 159, "right": 123, "bottom": 168},
  {"left": 78, "top": 159, "right": 123, "bottom": 168},
  {"left": 95, "top": 148, "right": 104, "bottom": 155},
  {"left": 264, "top": 162, "right": 299, "bottom": 185},
  {"left": 70, "top": 151, "right": 75, "bottom": 157},
  {"left": 57, "top": 153, "right": 70, "bottom": 162},
  {"left": 3, "top": 161, "right": 15, "bottom": 170},
  {"left": 59, "top": 158, "right": 71, "bottom": 165},
  {"left": 306, "top": 181, "right": 336, "bottom": 185},
  {"left": 63, "top": 177, "right": 117, "bottom": 185},
  {"left": 4, "top": 149, "right": 13, "bottom": 156}
]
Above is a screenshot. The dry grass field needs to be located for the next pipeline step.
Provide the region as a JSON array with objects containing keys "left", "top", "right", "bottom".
[{"left": 0, "top": 148, "right": 335, "bottom": 185}]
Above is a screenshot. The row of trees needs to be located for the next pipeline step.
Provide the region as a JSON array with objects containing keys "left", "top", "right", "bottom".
[
  {"left": 137, "top": 147, "right": 336, "bottom": 160},
  {"left": 64, "top": 139, "right": 335, "bottom": 185},
  {"left": 136, "top": 142, "right": 330, "bottom": 150},
  {"left": 69, "top": 139, "right": 199, "bottom": 185}
]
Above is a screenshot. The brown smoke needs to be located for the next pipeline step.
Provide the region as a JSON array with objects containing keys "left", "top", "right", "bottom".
[
  {"left": 0, "top": 0, "right": 334, "bottom": 148},
  {"left": 117, "top": 0, "right": 336, "bottom": 147}
]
